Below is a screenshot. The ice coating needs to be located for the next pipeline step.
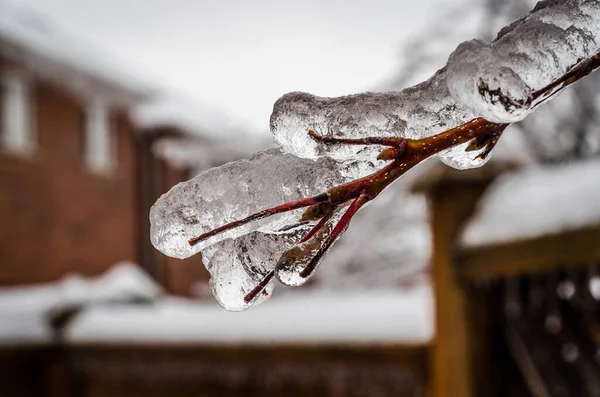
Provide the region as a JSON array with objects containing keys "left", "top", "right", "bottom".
[
  {"left": 447, "top": 43, "right": 532, "bottom": 123},
  {"left": 202, "top": 223, "right": 310, "bottom": 311},
  {"left": 447, "top": 0, "right": 600, "bottom": 123},
  {"left": 270, "top": 79, "right": 485, "bottom": 172},
  {"left": 275, "top": 209, "right": 346, "bottom": 287},
  {"left": 150, "top": 148, "right": 345, "bottom": 258},
  {"left": 271, "top": 0, "right": 600, "bottom": 171}
]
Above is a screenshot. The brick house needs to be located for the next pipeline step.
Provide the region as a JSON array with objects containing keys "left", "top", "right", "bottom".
[{"left": 0, "top": 1, "right": 251, "bottom": 295}]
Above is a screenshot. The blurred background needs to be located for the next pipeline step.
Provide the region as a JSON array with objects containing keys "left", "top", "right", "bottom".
[{"left": 1, "top": 0, "right": 600, "bottom": 396}]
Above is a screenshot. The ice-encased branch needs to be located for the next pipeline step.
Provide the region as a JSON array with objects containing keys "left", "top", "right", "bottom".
[
  {"left": 151, "top": 0, "right": 600, "bottom": 311},
  {"left": 271, "top": 0, "right": 600, "bottom": 171}
]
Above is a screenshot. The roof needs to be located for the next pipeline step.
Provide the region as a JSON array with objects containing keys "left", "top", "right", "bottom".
[
  {"left": 0, "top": 0, "right": 258, "bottom": 140},
  {"left": 66, "top": 285, "right": 433, "bottom": 345},
  {"left": 0, "top": 0, "right": 152, "bottom": 104},
  {"left": 133, "top": 93, "right": 258, "bottom": 141},
  {"left": 151, "top": 135, "right": 270, "bottom": 170},
  {"left": 461, "top": 158, "right": 600, "bottom": 247}
]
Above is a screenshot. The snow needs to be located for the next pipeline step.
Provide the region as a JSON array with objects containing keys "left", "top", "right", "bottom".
[
  {"left": 151, "top": 137, "right": 267, "bottom": 171},
  {"left": 0, "top": 0, "right": 151, "bottom": 103},
  {"left": 58, "top": 262, "right": 162, "bottom": 305},
  {"left": 461, "top": 158, "right": 600, "bottom": 247},
  {"left": 0, "top": 262, "right": 161, "bottom": 344},
  {"left": 66, "top": 285, "right": 433, "bottom": 345},
  {"left": 0, "top": 283, "right": 55, "bottom": 344},
  {"left": 134, "top": 94, "right": 255, "bottom": 141}
]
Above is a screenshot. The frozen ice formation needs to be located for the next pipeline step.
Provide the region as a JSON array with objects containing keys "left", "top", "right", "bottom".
[
  {"left": 150, "top": 148, "right": 345, "bottom": 259},
  {"left": 202, "top": 224, "right": 310, "bottom": 311},
  {"left": 447, "top": 0, "right": 600, "bottom": 123},
  {"left": 149, "top": 0, "right": 600, "bottom": 311},
  {"left": 274, "top": 208, "right": 346, "bottom": 287},
  {"left": 271, "top": 0, "right": 600, "bottom": 170},
  {"left": 199, "top": 209, "right": 348, "bottom": 311},
  {"left": 198, "top": 206, "right": 348, "bottom": 310},
  {"left": 270, "top": 80, "right": 486, "bottom": 171}
]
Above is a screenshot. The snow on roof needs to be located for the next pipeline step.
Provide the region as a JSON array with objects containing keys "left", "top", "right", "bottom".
[
  {"left": 0, "top": 282, "right": 55, "bottom": 345},
  {"left": 152, "top": 136, "right": 270, "bottom": 170},
  {"left": 0, "top": 262, "right": 161, "bottom": 345},
  {"left": 461, "top": 158, "right": 600, "bottom": 247},
  {"left": 0, "top": 1, "right": 255, "bottom": 138},
  {"left": 134, "top": 93, "right": 256, "bottom": 141},
  {"left": 0, "top": 0, "right": 152, "bottom": 103},
  {"left": 66, "top": 285, "right": 433, "bottom": 345}
]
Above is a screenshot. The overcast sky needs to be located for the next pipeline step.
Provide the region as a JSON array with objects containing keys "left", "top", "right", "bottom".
[{"left": 19, "top": 0, "right": 441, "bottom": 133}]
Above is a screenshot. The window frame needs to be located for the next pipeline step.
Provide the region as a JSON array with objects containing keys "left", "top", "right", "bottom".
[
  {"left": 83, "top": 97, "right": 115, "bottom": 174},
  {"left": 1, "top": 70, "right": 35, "bottom": 156}
]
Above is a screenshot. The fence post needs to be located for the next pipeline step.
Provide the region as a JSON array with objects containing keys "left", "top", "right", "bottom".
[{"left": 412, "top": 160, "right": 516, "bottom": 397}]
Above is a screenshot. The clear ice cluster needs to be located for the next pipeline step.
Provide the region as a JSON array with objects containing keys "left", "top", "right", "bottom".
[
  {"left": 150, "top": 0, "right": 600, "bottom": 310},
  {"left": 150, "top": 148, "right": 345, "bottom": 258},
  {"left": 202, "top": 225, "right": 308, "bottom": 311},
  {"left": 447, "top": 0, "right": 600, "bottom": 123},
  {"left": 270, "top": 79, "right": 484, "bottom": 172}
]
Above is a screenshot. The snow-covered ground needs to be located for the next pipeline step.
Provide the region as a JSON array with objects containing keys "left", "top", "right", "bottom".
[
  {"left": 0, "top": 262, "right": 161, "bottom": 345},
  {"left": 65, "top": 284, "right": 433, "bottom": 345},
  {"left": 462, "top": 158, "right": 600, "bottom": 247},
  {"left": 0, "top": 262, "right": 432, "bottom": 346}
]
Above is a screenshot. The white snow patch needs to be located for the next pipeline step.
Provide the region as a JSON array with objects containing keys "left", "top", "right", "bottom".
[
  {"left": 462, "top": 158, "right": 600, "bottom": 247},
  {"left": 0, "top": 262, "right": 161, "bottom": 344},
  {"left": 66, "top": 285, "right": 433, "bottom": 345},
  {"left": 134, "top": 94, "right": 255, "bottom": 141},
  {"left": 58, "top": 261, "right": 162, "bottom": 305},
  {"left": 152, "top": 136, "right": 268, "bottom": 171}
]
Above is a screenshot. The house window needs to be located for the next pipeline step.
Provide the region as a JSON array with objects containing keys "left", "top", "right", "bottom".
[
  {"left": 1, "top": 71, "right": 35, "bottom": 155},
  {"left": 84, "top": 99, "right": 114, "bottom": 174}
]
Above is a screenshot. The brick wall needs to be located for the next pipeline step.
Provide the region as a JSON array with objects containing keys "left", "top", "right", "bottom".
[{"left": 0, "top": 69, "right": 139, "bottom": 285}]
